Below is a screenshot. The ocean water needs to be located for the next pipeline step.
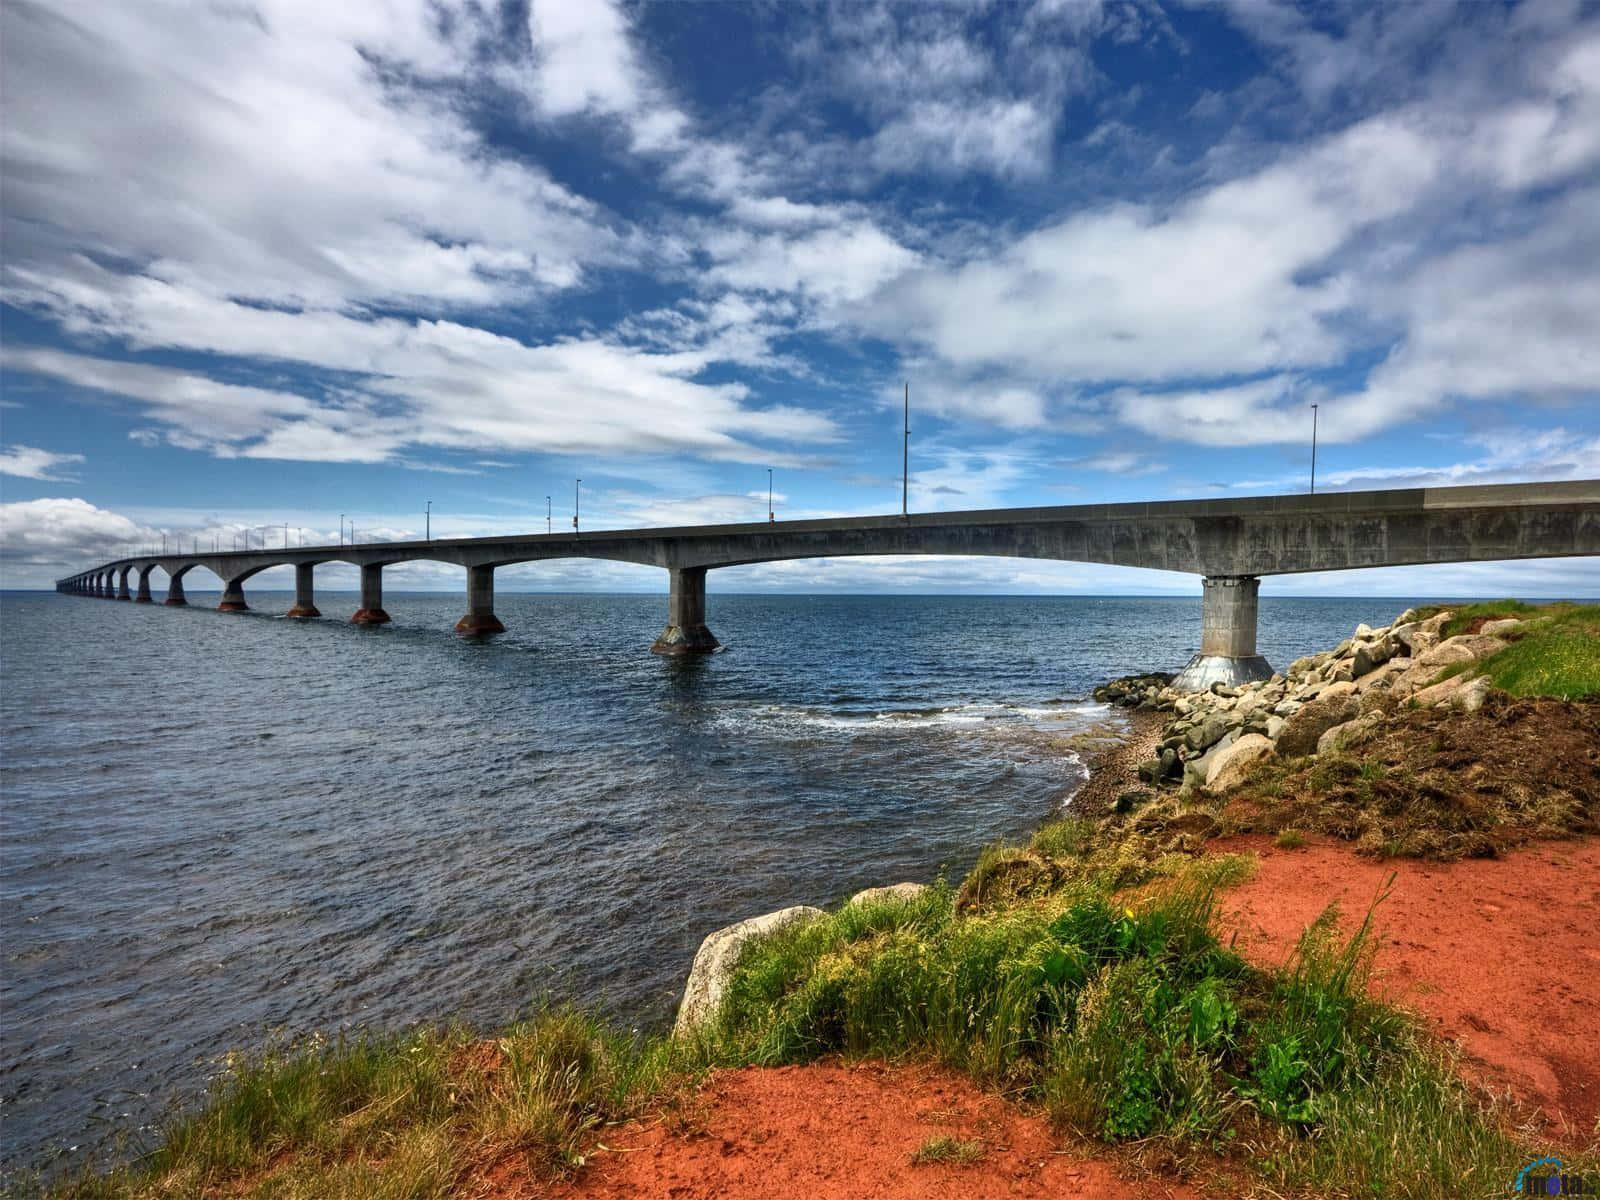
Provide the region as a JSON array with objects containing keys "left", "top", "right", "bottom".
[{"left": 0, "top": 589, "right": 1421, "bottom": 1175}]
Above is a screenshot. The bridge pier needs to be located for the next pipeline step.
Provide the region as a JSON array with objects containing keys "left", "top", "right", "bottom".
[
  {"left": 287, "top": 563, "right": 320, "bottom": 618},
  {"left": 219, "top": 577, "right": 249, "bottom": 612},
  {"left": 116, "top": 568, "right": 131, "bottom": 600},
  {"left": 164, "top": 572, "right": 188, "bottom": 606},
  {"left": 1171, "top": 575, "right": 1273, "bottom": 692},
  {"left": 455, "top": 564, "right": 505, "bottom": 635},
  {"left": 135, "top": 567, "right": 154, "bottom": 603},
  {"left": 351, "top": 563, "right": 391, "bottom": 625},
  {"left": 651, "top": 566, "right": 720, "bottom": 655}
]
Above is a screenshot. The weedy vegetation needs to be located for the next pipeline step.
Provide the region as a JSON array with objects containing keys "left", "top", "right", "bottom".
[
  {"left": 39, "top": 1012, "right": 679, "bottom": 1200},
  {"left": 909, "top": 1135, "right": 986, "bottom": 1165}
]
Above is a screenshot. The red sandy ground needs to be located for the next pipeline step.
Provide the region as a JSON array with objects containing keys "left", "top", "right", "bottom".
[
  {"left": 479, "top": 835, "right": 1596, "bottom": 1198},
  {"left": 540, "top": 1062, "right": 1198, "bottom": 1200},
  {"left": 1215, "top": 832, "right": 1600, "bottom": 1142}
]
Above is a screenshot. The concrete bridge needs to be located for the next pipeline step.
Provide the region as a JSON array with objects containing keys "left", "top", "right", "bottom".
[{"left": 56, "top": 480, "right": 1600, "bottom": 689}]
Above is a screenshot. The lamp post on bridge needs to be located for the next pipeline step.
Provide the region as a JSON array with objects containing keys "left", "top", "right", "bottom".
[
  {"left": 902, "top": 380, "right": 910, "bottom": 520},
  {"left": 546, "top": 495, "right": 551, "bottom": 535},
  {"left": 425, "top": 500, "right": 431, "bottom": 542},
  {"left": 768, "top": 468, "right": 774, "bottom": 523},
  {"left": 339, "top": 514, "right": 345, "bottom": 547},
  {"left": 574, "top": 479, "right": 581, "bottom": 534},
  {"left": 1310, "top": 403, "right": 1319, "bottom": 495}
]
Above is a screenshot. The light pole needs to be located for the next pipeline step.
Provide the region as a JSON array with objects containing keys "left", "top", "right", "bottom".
[
  {"left": 1310, "top": 403, "right": 1319, "bottom": 495},
  {"left": 339, "top": 514, "right": 345, "bottom": 547},
  {"left": 546, "top": 495, "right": 552, "bottom": 535},
  {"left": 902, "top": 380, "right": 910, "bottom": 519},
  {"left": 425, "top": 500, "right": 431, "bottom": 541},
  {"left": 768, "top": 468, "right": 774, "bottom": 523},
  {"left": 284, "top": 523, "right": 289, "bottom": 549},
  {"left": 573, "top": 479, "right": 581, "bottom": 534}
]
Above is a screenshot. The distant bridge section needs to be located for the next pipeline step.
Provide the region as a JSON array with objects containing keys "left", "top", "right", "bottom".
[{"left": 57, "top": 480, "right": 1600, "bottom": 687}]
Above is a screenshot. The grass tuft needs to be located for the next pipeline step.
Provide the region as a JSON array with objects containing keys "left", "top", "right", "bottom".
[{"left": 909, "top": 1135, "right": 985, "bottom": 1165}]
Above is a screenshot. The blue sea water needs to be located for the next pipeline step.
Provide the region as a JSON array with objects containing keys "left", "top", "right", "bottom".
[{"left": 0, "top": 589, "right": 1427, "bottom": 1175}]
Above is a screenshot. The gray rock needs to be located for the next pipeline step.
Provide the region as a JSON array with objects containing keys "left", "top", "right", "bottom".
[
  {"left": 1316, "top": 715, "right": 1378, "bottom": 756},
  {"left": 1275, "top": 694, "right": 1361, "bottom": 759},
  {"left": 1186, "top": 713, "right": 1233, "bottom": 753},
  {"left": 675, "top": 905, "right": 826, "bottom": 1037},
  {"left": 1265, "top": 715, "right": 1286, "bottom": 740},
  {"left": 1410, "top": 673, "right": 1470, "bottom": 707},
  {"left": 848, "top": 882, "right": 928, "bottom": 907},
  {"left": 1458, "top": 675, "right": 1492, "bottom": 712},
  {"left": 1205, "top": 732, "right": 1274, "bottom": 790},
  {"left": 1480, "top": 618, "right": 1523, "bottom": 636}
]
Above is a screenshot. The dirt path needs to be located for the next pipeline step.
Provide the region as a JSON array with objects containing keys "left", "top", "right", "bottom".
[
  {"left": 546, "top": 1061, "right": 1198, "bottom": 1200},
  {"left": 1215, "top": 833, "right": 1600, "bottom": 1142}
]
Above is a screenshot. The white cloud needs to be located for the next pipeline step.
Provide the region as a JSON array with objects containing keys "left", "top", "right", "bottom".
[
  {"left": 1, "top": 2, "right": 618, "bottom": 313},
  {"left": 703, "top": 219, "right": 921, "bottom": 307},
  {"left": 524, "top": 0, "right": 642, "bottom": 118},
  {"left": 863, "top": 110, "right": 1442, "bottom": 384},
  {"left": 0, "top": 496, "right": 152, "bottom": 570},
  {"left": 0, "top": 297, "right": 841, "bottom": 465},
  {"left": 0, "top": 443, "right": 84, "bottom": 480}
]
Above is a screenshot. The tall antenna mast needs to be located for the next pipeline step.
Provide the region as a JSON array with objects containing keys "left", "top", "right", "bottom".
[{"left": 902, "top": 380, "right": 910, "bottom": 519}]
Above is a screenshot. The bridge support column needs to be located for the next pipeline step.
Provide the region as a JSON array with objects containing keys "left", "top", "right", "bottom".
[
  {"left": 351, "top": 563, "right": 391, "bottom": 625},
  {"left": 651, "top": 566, "right": 719, "bottom": 655},
  {"left": 219, "top": 577, "right": 249, "bottom": 612},
  {"left": 287, "top": 563, "right": 320, "bottom": 618},
  {"left": 116, "top": 568, "right": 132, "bottom": 601},
  {"left": 135, "top": 567, "right": 154, "bottom": 603},
  {"left": 164, "top": 573, "right": 188, "bottom": 606},
  {"left": 1171, "top": 576, "right": 1273, "bottom": 692},
  {"left": 455, "top": 565, "right": 505, "bottom": 635}
]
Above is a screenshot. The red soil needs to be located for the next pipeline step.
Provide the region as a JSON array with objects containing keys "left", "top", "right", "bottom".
[
  {"left": 541, "top": 1062, "right": 1199, "bottom": 1200},
  {"left": 1215, "top": 833, "right": 1600, "bottom": 1142}
]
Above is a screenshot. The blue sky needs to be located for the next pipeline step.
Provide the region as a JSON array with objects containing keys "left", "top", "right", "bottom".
[{"left": 1, "top": 0, "right": 1597, "bottom": 596}]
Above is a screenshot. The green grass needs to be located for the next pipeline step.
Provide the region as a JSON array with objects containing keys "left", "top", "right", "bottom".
[
  {"left": 1473, "top": 605, "right": 1600, "bottom": 700},
  {"left": 42, "top": 1011, "right": 679, "bottom": 1199},
  {"left": 910, "top": 1135, "right": 985, "bottom": 1165},
  {"left": 1407, "top": 601, "right": 1600, "bottom": 699},
  {"left": 1413, "top": 598, "right": 1544, "bottom": 638}
]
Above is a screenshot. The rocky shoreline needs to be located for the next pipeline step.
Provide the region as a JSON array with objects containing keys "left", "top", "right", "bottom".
[
  {"left": 675, "top": 603, "right": 1545, "bottom": 1035},
  {"left": 1092, "top": 605, "right": 1526, "bottom": 795}
]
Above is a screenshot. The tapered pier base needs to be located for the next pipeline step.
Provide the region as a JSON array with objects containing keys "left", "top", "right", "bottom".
[
  {"left": 454, "top": 565, "right": 505, "bottom": 634},
  {"left": 218, "top": 579, "right": 249, "bottom": 612},
  {"left": 286, "top": 563, "right": 320, "bottom": 618},
  {"left": 351, "top": 563, "right": 391, "bottom": 625},
  {"left": 1171, "top": 576, "right": 1273, "bottom": 692},
  {"left": 651, "top": 567, "right": 720, "bottom": 655}
]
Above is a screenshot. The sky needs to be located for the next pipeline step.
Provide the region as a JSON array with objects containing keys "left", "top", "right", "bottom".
[{"left": 1, "top": 0, "right": 1597, "bottom": 598}]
